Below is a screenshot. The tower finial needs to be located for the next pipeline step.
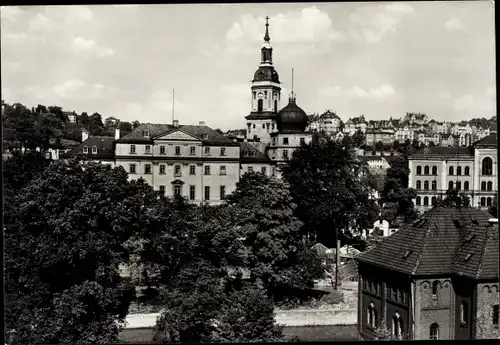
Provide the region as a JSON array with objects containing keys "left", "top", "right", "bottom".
[
  {"left": 290, "top": 67, "right": 296, "bottom": 102},
  {"left": 264, "top": 16, "right": 270, "bottom": 42}
]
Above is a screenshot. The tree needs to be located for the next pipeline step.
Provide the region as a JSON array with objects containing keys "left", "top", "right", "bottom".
[
  {"left": 118, "top": 121, "right": 133, "bottom": 136},
  {"left": 392, "top": 140, "right": 400, "bottom": 152},
  {"left": 351, "top": 130, "right": 365, "bottom": 148},
  {"left": 132, "top": 120, "right": 141, "bottom": 129},
  {"left": 4, "top": 160, "right": 156, "bottom": 344},
  {"left": 380, "top": 156, "right": 418, "bottom": 224},
  {"left": 139, "top": 196, "right": 286, "bottom": 343},
  {"left": 488, "top": 195, "right": 498, "bottom": 217},
  {"left": 79, "top": 112, "right": 90, "bottom": 126},
  {"left": 375, "top": 141, "right": 384, "bottom": 153},
  {"left": 282, "top": 133, "right": 380, "bottom": 248},
  {"left": 89, "top": 112, "right": 105, "bottom": 136},
  {"left": 434, "top": 188, "right": 471, "bottom": 208},
  {"left": 3, "top": 151, "right": 50, "bottom": 197},
  {"left": 476, "top": 299, "right": 500, "bottom": 339}
]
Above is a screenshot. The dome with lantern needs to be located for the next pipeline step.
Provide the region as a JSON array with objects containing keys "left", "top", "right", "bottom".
[{"left": 276, "top": 93, "right": 308, "bottom": 133}]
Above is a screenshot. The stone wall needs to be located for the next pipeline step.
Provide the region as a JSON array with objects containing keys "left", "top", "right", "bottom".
[{"left": 274, "top": 308, "right": 357, "bottom": 327}]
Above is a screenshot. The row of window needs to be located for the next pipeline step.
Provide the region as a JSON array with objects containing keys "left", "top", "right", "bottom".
[
  {"left": 83, "top": 146, "right": 98, "bottom": 154},
  {"left": 416, "top": 195, "right": 493, "bottom": 207},
  {"left": 159, "top": 184, "right": 226, "bottom": 201},
  {"left": 128, "top": 164, "right": 270, "bottom": 176},
  {"left": 386, "top": 285, "right": 406, "bottom": 304},
  {"left": 129, "top": 145, "right": 226, "bottom": 156},
  {"left": 416, "top": 180, "right": 494, "bottom": 192},
  {"left": 415, "top": 157, "right": 494, "bottom": 177},
  {"left": 271, "top": 137, "right": 306, "bottom": 146},
  {"left": 248, "top": 122, "right": 277, "bottom": 130}
]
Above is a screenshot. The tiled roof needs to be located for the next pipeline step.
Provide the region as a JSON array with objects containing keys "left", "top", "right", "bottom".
[
  {"left": 64, "top": 136, "right": 115, "bottom": 158},
  {"left": 319, "top": 110, "right": 340, "bottom": 120},
  {"left": 356, "top": 207, "right": 498, "bottom": 280},
  {"left": 473, "top": 133, "right": 497, "bottom": 148},
  {"left": 117, "top": 123, "right": 238, "bottom": 146},
  {"left": 239, "top": 142, "right": 271, "bottom": 163}
]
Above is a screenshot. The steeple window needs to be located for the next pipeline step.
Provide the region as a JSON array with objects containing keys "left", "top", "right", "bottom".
[{"left": 257, "top": 99, "right": 263, "bottom": 112}]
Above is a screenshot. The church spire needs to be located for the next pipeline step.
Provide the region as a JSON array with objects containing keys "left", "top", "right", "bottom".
[
  {"left": 260, "top": 16, "right": 273, "bottom": 65},
  {"left": 264, "top": 16, "right": 270, "bottom": 42}
]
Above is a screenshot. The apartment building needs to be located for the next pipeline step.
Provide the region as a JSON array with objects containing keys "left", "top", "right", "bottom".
[{"left": 408, "top": 134, "right": 497, "bottom": 213}]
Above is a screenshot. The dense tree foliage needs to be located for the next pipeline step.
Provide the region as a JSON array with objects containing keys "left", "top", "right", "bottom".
[
  {"left": 434, "top": 188, "right": 472, "bottom": 208},
  {"left": 224, "top": 173, "right": 324, "bottom": 301},
  {"left": 380, "top": 155, "right": 418, "bottom": 225},
  {"left": 488, "top": 195, "right": 498, "bottom": 218},
  {"left": 282, "top": 133, "right": 380, "bottom": 247},
  {"left": 4, "top": 159, "right": 157, "bottom": 344}
]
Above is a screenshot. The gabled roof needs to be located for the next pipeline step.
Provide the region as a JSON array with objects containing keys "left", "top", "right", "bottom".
[
  {"left": 64, "top": 136, "right": 115, "bottom": 158},
  {"left": 356, "top": 207, "right": 497, "bottom": 280},
  {"left": 473, "top": 133, "right": 497, "bottom": 148},
  {"left": 117, "top": 123, "right": 239, "bottom": 146},
  {"left": 239, "top": 142, "right": 271, "bottom": 163},
  {"left": 319, "top": 110, "right": 340, "bottom": 120}
]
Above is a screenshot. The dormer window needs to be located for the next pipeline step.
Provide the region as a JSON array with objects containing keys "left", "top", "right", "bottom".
[
  {"left": 202, "top": 133, "right": 208, "bottom": 140},
  {"left": 143, "top": 131, "right": 149, "bottom": 138},
  {"left": 92, "top": 146, "right": 97, "bottom": 154},
  {"left": 83, "top": 146, "right": 88, "bottom": 154},
  {"left": 204, "top": 147, "right": 210, "bottom": 155}
]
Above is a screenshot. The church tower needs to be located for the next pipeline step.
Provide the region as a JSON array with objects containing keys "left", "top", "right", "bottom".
[{"left": 245, "top": 16, "right": 281, "bottom": 145}]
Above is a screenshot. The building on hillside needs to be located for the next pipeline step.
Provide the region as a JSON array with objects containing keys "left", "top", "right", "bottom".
[
  {"left": 441, "top": 134, "right": 457, "bottom": 147},
  {"left": 105, "top": 116, "right": 119, "bottom": 127},
  {"left": 395, "top": 126, "right": 415, "bottom": 142},
  {"left": 357, "top": 156, "right": 390, "bottom": 176},
  {"left": 344, "top": 115, "right": 367, "bottom": 135},
  {"left": 356, "top": 207, "right": 499, "bottom": 341},
  {"left": 408, "top": 133, "right": 498, "bottom": 213},
  {"left": 365, "top": 128, "right": 395, "bottom": 147},
  {"left": 415, "top": 131, "right": 441, "bottom": 146},
  {"left": 306, "top": 113, "right": 320, "bottom": 132},
  {"left": 404, "top": 112, "right": 429, "bottom": 126},
  {"left": 318, "top": 110, "right": 342, "bottom": 134},
  {"left": 65, "top": 111, "right": 77, "bottom": 123},
  {"left": 458, "top": 133, "right": 473, "bottom": 147}
]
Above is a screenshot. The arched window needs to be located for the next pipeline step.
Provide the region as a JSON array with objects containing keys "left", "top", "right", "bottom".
[
  {"left": 448, "top": 181, "right": 454, "bottom": 190},
  {"left": 257, "top": 99, "right": 263, "bottom": 112},
  {"left": 481, "top": 197, "right": 486, "bottom": 207},
  {"left": 432, "top": 281, "right": 439, "bottom": 296},
  {"left": 457, "top": 166, "right": 462, "bottom": 176},
  {"left": 449, "top": 166, "right": 454, "bottom": 175},
  {"left": 464, "top": 181, "right": 469, "bottom": 190},
  {"left": 424, "top": 166, "right": 430, "bottom": 175},
  {"left": 416, "top": 166, "right": 422, "bottom": 175},
  {"left": 487, "top": 197, "right": 492, "bottom": 206},
  {"left": 423, "top": 196, "right": 429, "bottom": 206},
  {"left": 481, "top": 181, "right": 487, "bottom": 190},
  {"left": 482, "top": 157, "right": 493, "bottom": 175},
  {"left": 432, "top": 166, "right": 438, "bottom": 175},
  {"left": 464, "top": 166, "right": 470, "bottom": 175},
  {"left": 456, "top": 181, "right": 461, "bottom": 190},
  {"left": 274, "top": 100, "right": 278, "bottom": 113},
  {"left": 424, "top": 181, "right": 429, "bottom": 190},
  {"left": 392, "top": 313, "right": 403, "bottom": 339},
  {"left": 432, "top": 181, "right": 437, "bottom": 190},
  {"left": 367, "top": 302, "right": 377, "bottom": 329},
  {"left": 487, "top": 181, "right": 493, "bottom": 191},
  {"left": 431, "top": 196, "right": 437, "bottom": 206},
  {"left": 416, "top": 196, "right": 421, "bottom": 205},
  {"left": 429, "top": 323, "right": 439, "bottom": 340},
  {"left": 416, "top": 181, "right": 421, "bottom": 189},
  {"left": 460, "top": 302, "right": 468, "bottom": 324}
]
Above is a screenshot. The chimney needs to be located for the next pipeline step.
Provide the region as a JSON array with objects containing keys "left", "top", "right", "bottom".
[
  {"left": 173, "top": 119, "right": 179, "bottom": 127},
  {"left": 82, "top": 129, "right": 89, "bottom": 142},
  {"left": 199, "top": 121, "right": 206, "bottom": 126},
  {"left": 115, "top": 128, "right": 120, "bottom": 140},
  {"left": 488, "top": 218, "right": 498, "bottom": 226}
]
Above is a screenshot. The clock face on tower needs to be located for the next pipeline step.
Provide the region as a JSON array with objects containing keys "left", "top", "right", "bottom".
[{"left": 259, "top": 70, "right": 266, "bottom": 78}]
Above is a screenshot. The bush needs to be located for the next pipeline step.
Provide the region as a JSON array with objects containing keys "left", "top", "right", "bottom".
[{"left": 321, "top": 290, "right": 344, "bottom": 305}]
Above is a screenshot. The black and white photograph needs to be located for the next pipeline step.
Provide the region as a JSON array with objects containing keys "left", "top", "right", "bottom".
[{"left": 1, "top": 1, "right": 498, "bottom": 343}]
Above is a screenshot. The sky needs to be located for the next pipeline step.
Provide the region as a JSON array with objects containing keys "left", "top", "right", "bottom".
[{"left": 1, "top": 2, "right": 496, "bottom": 130}]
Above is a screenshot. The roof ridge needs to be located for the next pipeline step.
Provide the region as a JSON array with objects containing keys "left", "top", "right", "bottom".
[
  {"left": 411, "top": 215, "right": 436, "bottom": 275},
  {"left": 474, "top": 226, "right": 490, "bottom": 279}
]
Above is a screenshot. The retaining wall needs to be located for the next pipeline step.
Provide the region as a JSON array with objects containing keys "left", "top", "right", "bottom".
[{"left": 274, "top": 308, "right": 357, "bottom": 327}]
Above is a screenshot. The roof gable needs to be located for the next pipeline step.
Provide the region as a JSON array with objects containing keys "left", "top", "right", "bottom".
[{"left": 154, "top": 128, "right": 201, "bottom": 141}]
